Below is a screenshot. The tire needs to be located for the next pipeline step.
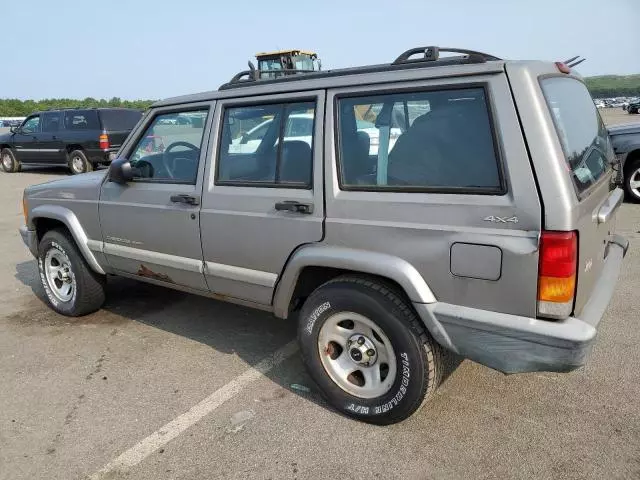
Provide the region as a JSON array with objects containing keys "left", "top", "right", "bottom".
[
  {"left": 37, "top": 229, "right": 106, "bottom": 316},
  {"left": 68, "top": 149, "right": 93, "bottom": 175},
  {"left": 624, "top": 157, "right": 640, "bottom": 203},
  {"left": 298, "top": 276, "right": 443, "bottom": 425},
  {"left": 1, "top": 148, "right": 20, "bottom": 173}
]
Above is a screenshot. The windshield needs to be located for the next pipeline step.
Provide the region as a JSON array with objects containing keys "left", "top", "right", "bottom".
[{"left": 541, "top": 77, "right": 613, "bottom": 196}]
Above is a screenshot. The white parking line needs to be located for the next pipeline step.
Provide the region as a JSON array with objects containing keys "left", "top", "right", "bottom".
[{"left": 88, "top": 340, "right": 299, "bottom": 480}]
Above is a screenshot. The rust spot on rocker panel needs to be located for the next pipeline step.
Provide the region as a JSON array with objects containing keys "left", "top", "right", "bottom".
[{"left": 137, "top": 264, "right": 173, "bottom": 283}]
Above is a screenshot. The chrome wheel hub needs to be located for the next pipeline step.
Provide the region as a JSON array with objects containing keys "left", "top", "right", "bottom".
[
  {"left": 629, "top": 168, "right": 640, "bottom": 198},
  {"left": 2, "top": 154, "right": 12, "bottom": 170},
  {"left": 44, "top": 247, "right": 75, "bottom": 302},
  {"left": 318, "top": 312, "right": 397, "bottom": 399},
  {"left": 347, "top": 333, "right": 377, "bottom": 366},
  {"left": 72, "top": 156, "right": 84, "bottom": 173}
]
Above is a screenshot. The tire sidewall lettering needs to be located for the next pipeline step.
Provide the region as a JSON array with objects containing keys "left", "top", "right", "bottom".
[{"left": 304, "top": 301, "right": 331, "bottom": 335}]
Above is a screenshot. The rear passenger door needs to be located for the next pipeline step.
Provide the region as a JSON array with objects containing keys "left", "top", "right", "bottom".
[
  {"left": 40, "top": 112, "right": 65, "bottom": 163},
  {"left": 200, "top": 91, "right": 325, "bottom": 305},
  {"left": 326, "top": 78, "right": 542, "bottom": 318}
]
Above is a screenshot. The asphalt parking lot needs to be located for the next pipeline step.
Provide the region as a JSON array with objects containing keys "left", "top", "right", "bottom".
[{"left": 1, "top": 159, "right": 640, "bottom": 479}]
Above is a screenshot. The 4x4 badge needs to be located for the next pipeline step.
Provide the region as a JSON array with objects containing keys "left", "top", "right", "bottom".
[{"left": 483, "top": 215, "right": 519, "bottom": 224}]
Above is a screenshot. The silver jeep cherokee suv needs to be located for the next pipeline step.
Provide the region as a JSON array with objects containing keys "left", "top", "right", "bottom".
[{"left": 19, "top": 47, "right": 628, "bottom": 424}]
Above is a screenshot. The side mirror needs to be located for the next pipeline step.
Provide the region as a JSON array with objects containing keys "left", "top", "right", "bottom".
[
  {"left": 10, "top": 126, "right": 19, "bottom": 134},
  {"left": 108, "top": 157, "right": 135, "bottom": 184}
]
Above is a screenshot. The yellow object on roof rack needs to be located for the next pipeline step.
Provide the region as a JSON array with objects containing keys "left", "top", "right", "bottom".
[{"left": 256, "top": 50, "right": 317, "bottom": 58}]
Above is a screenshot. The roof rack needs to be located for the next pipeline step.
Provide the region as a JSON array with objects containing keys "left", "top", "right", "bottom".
[
  {"left": 220, "top": 45, "right": 501, "bottom": 90},
  {"left": 392, "top": 46, "right": 501, "bottom": 64}
]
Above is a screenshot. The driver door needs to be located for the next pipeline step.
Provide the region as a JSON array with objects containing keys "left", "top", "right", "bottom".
[{"left": 99, "top": 103, "right": 213, "bottom": 291}]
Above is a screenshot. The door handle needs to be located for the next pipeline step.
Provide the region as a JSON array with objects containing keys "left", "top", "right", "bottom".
[
  {"left": 170, "top": 194, "right": 200, "bottom": 206},
  {"left": 275, "top": 200, "right": 314, "bottom": 214}
]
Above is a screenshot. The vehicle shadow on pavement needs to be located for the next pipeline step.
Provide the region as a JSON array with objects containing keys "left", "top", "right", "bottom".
[{"left": 14, "top": 260, "right": 464, "bottom": 418}]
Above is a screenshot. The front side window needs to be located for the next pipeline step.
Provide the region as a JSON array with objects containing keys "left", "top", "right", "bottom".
[
  {"left": 337, "top": 88, "right": 502, "bottom": 192},
  {"left": 21, "top": 116, "right": 40, "bottom": 134},
  {"left": 541, "top": 77, "right": 612, "bottom": 196},
  {"left": 128, "top": 109, "right": 209, "bottom": 184},
  {"left": 217, "top": 101, "right": 315, "bottom": 187}
]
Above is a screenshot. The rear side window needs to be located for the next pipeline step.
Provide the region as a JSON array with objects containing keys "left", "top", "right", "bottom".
[
  {"left": 336, "top": 87, "right": 502, "bottom": 192},
  {"left": 541, "top": 77, "right": 612, "bottom": 196},
  {"left": 64, "top": 110, "right": 100, "bottom": 130},
  {"left": 42, "top": 112, "right": 61, "bottom": 132},
  {"left": 99, "top": 109, "right": 142, "bottom": 131}
]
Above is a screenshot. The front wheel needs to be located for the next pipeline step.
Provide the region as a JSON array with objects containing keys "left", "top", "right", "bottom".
[
  {"left": 38, "top": 229, "right": 106, "bottom": 316},
  {"left": 1, "top": 148, "right": 20, "bottom": 173},
  {"left": 298, "top": 276, "right": 443, "bottom": 425}
]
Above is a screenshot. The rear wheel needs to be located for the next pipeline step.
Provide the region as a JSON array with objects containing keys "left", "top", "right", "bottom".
[
  {"left": 624, "top": 158, "right": 640, "bottom": 202},
  {"left": 1, "top": 148, "right": 20, "bottom": 173},
  {"left": 298, "top": 276, "right": 443, "bottom": 425},
  {"left": 38, "top": 229, "right": 106, "bottom": 316},
  {"left": 68, "top": 150, "right": 93, "bottom": 175}
]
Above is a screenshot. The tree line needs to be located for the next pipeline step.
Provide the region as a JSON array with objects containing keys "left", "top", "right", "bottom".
[
  {"left": 584, "top": 75, "right": 640, "bottom": 98},
  {"left": 0, "top": 74, "right": 638, "bottom": 116},
  {"left": 0, "top": 97, "right": 155, "bottom": 117}
]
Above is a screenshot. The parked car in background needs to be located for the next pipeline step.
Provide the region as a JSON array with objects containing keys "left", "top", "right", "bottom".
[
  {"left": 19, "top": 47, "right": 628, "bottom": 425},
  {"left": 0, "top": 108, "right": 143, "bottom": 174},
  {"left": 609, "top": 123, "right": 640, "bottom": 201},
  {"left": 229, "top": 113, "right": 402, "bottom": 155},
  {"left": 627, "top": 99, "right": 640, "bottom": 114}
]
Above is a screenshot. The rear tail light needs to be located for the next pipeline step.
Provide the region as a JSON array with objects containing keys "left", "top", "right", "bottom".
[
  {"left": 537, "top": 231, "right": 577, "bottom": 319},
  {"left": 99, "top": 133, "right": 110, "bottom": 150}
]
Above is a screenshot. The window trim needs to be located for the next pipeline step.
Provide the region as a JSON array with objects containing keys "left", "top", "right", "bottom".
[
  {"left": 538, "top": 74, "right": 613, "bottom": 201},
  {"left": 124, "top": 105, "right": 211, "bottom": 186},
  {"left": 214, "top": 99, "right": 317, "bottom": 190},
  {"left": 334, "top": 83, "right": 507, "bottom": 195}
]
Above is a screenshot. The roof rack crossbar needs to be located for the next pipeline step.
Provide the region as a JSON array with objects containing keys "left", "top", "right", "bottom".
[{"left": 393, "top": 46, "right": 501, "bottom": 65}]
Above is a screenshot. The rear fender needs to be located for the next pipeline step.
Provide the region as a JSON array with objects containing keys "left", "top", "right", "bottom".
[{"left": 272, "top": 245, "right": 436, "bottom": 319}]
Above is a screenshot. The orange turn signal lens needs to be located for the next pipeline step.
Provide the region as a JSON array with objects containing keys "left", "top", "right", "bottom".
[{"left": 538, "top": 275, "right": 576, "bottom": 303}]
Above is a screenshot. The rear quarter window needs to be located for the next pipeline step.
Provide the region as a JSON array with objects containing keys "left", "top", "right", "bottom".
[
  {"left": 99, "top": 109, "right": 143, "bottom": 131},
  {"left": 540, "top": 77, "right": 613, "bottom": 196},
  {"left": 64, "top": 110, "right": 100, "bottom": 130}
]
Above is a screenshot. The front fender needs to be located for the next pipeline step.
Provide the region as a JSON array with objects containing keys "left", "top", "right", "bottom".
[
  {"left": 30, "top": 205, "right": 105, "bottom": 275},
  {"left": 272, "top": 245, "right": 436, "bottom": 319}
]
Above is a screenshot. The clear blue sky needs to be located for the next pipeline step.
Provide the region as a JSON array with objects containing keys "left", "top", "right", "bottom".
[{"left": 3, "top": 0, "right": 639, "bottom": 100}]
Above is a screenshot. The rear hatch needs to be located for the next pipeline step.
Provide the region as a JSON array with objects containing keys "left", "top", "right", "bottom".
[
  {"left": 539, "top": 76, "right": 619, "bottom": 317},
  {"left": 98, "top": 109, "right": 143, "bottom": 149}
]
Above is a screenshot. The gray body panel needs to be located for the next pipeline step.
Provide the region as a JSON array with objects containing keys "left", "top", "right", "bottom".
[
  {"left": 19, "top": 58, "right": 628, "bottom": 375},
  {"left": 199, "top": 91, "right": 326, "bottom": 305},
  {"left": 321, "top": 74, "right": 541, "bottom": 317}
]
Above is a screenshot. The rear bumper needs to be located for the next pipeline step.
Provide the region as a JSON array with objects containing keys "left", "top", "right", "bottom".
[
  {"left": 415, "top": 235, "right": 628, "bottom": 374},
  {"left": 86, "top": 148, "right": 118, "bottom": 165},
  {"left": 19, "top": 225, "right": 38, "bottom": 258}
]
